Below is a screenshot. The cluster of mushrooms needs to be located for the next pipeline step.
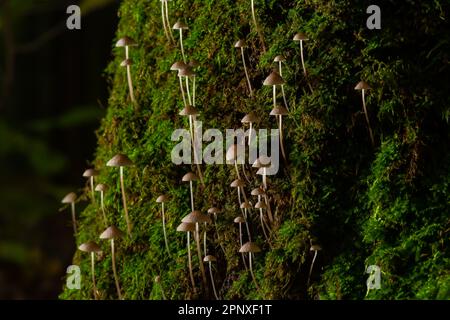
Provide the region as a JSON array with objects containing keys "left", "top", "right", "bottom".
[{"left": 60, "top": 0, "right": 376, "bottom": 300}]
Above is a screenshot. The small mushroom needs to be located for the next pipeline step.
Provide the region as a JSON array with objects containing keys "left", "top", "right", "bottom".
[
  {"left": 154, "top": 275, "right": 167, "bottom": 300},
  {"left": 307, "top": 244, "right": 322, "bottom": 286},
  {"left": 182, "top": 172, "right": 198, "bottom": 212},
  {"left": 173, "top": 21, "right": 189, "bottom": 63},
  {"left": 176, "top": 222, "right": 197, "bottom": 292},
  {"left": 170, "top": 61, "right": 188, "bottom": 107},
  {"left": 106, "top": 154, "right": 134, "bottom": 236},
  {"left": 178, "top": 66, "right": 195, "bottom": 107},
  {"left": 240, "top": 201, "right": 253, "bottom": 241},
  {"left": 252, "top": 156, "right": 271, "bottom": 190},
  {"left": 61, "top": 192, "right": 77, "bottom": 235},
  {"left": 156, "top": 195, "right": 171, "bottom": 257},
  {"left": 95, "top": 183, "right": 108, "bottom": 226},
  {"left": 116, "top": 36, "right": 137, "bottom": 102},
  {"left": 254, "top": 199, "right": 270, "bottom": 242},
  {"left": 83, "top": 168, "right": 99, "bottom": 205},
  {"left": 355, "top": 81, "right": 375, "bottom": 146},
  {"left": 241, "top": 112, "right": 258, "bottom": 148},
  {"left": 100, "top": 226, "right": 125, "bottom": 300},
  {"left": 269, "top": 105, "right": 289, "bottom": 160},
  {"left": 252, "top": 187, "right": 272, "bottom": 230},
  {"left": 239, "top": 241, "right": 261, "bottom": 291},
  {"left": 234, "top": 216, "right": 248, "bottom": 270},
  {"left": 203, "top": 255, "right": 219, "bottom": 300},
  {"left": 274, "top": 55, "right": 289, "bottom": 111},
  {"left": 263, "top": 71, "right": 285, "bottom": 110},
  {"left": 234, "top": 40, "right": 253, "bottom": 97},
  {"left": 293, "top": 32, "right": 309, "bottom": 78},
  {"left": 78, "top": 241, "right": 102, "bottom": 299}
]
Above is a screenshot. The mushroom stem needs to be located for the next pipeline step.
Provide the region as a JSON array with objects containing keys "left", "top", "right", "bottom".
[
  {"left": 178, "top": 75, "right": 187, "bottom": 107},
  {"left": 195, "top": 223, "right": 208, "bottom": 290},
  {"left": 185, "top": 76, "right": 192, "bottom": 105},
  {"left": 250, "top": 0, "right": 266, "bottom": 53},
  {"left": 125, "top": 46, "right": 136, "bottom": 102},
  {"left": 258, "top": 196, "right": 270, "bottom": 242},
  {"left": 119, "top": 166, "right": 132, "bottom": 236},
  {"left": 164, "top": 0, "right": 175, "bottom": 43},
  {"left": 90, "top": 252, "right": 98, "bottom": 300},
  {"left": 100, "top": 191, "right": 108, "bottom": 226},
  {"left": 90, "top": 177, "right": 95, "bottom": 204},
  {"left": 307, "top": 249, "right": 318, "bottom": 286},
  {"left": 239, "top": 223, "right": 248, "bottom": 270},
  {"left": 110, "top": 239, "right": 123, "bottom": 300},
  {"left": 278, "top": 61, "right": 289, "bottom": 111},
  {"left": 242, "top": 163, "right": 251, "bottom": 184},
  {"left": 243, "top": 208, "right": 252, "bottom": 242},
  {"left": 203, "top": 222, "right": 207, "bottom": 255},
  {"left": 234, "top": 160, "right": 241, "bottom": 180},
  {"left": 161, "top": 203, "right": 171, "bottom": 256},
  {"left": 249, "top": 122, "right": 253, "bottom": 147},
  {"left": 273, "top": 85, "right": 276, "bottom": 109},
  {"left": 192, "top": 76, "right": 196, "bottom": 107},
  {"left": 179, "top": 30, "right": 186, "bottom": 63},
  {"left": 161, "top": 1, "right": 171, "bottom": 42},
  {"left": 278, "top": 115, "right": 287, "bottom": 160},
  {"left": 208, "top": 261, "right": 219, "bottom": 300},
  {"left": 263, "top": 167, "right": 267, "bottom": 190},
  {"left": 187, "top": 231, "right": 196, "bottom": 292},
  {"left": 299, "top": 41, "right": 313, "bottom": 93},
  {"left": 361, "top": 89, "right": 375, "bottom": 146},
  {"left": 189, "top": 116, "right": 205, "bottom": 185},
  {"left": 189, "top": 180, "right": 195, "bottom": 212},
  {"left": 264, "top": 194, "right": 274, "bottom": 223},
  {"left": 71, "top": 202, "right": 77, "bottom": 235},
  {"left": 240, "top": 47, "right": 253, "bottom": 97},
  {"left": 248, "top": 252, "right": 261, "bottom": 291}
]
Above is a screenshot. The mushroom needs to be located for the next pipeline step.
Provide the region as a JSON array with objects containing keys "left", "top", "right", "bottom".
[
  {"left": 182, "top": 211, "right": 211, "bottom": 290},
  {"left": 173, "top": 21, "right": 189, "bottom": 63},
  {"left": 273, "top": 55, "right": 289, "bottom": 111},
  {"left": 252, "top": 187, "right": 272, "bottom": 234},
  {"left": 83, "top": 168, "right": 99, "bottom": 205},
  {"left": 78, "top": 241, "right": 102, "bottom": 300},
  {"left": 254, "top": 199, "right": 270, "bottom": 242},
  {"left": 156, "top": 195, "right": 171, "bottom": 257},
  {"left": 355, "top": 81, "right": 375, "bottom": 146},
  {"left": 252, "top": 156, "right": 271, "bottom": 190},
  {"left": 239, "top": 241, "right": 261, "bottom": 291},
  {"left": 269, "top": 105, "right": 289, "bottom": 160},
  {"left": 154, "top": 275, "right": 167, "bottom": 300},
  {"left": 293, "top": 32, "right": 313, "bottom": 93},
  {"left": 61, "top": 192, "right": 78, "bottom": 235},
  {"left": 176, "top": 222, "right": 196, "bottom": 292},
  {"left": 240, "top": 201, "right": 253, "bottom": 242},
  {"left": 106, "top": 154, "right": 134, "bottom": 236},
  {"left": 203, "top": 255, "right": 219, "bottom": 300},
  {"left": 263, "top": 71, "right": 285, "bottom": 111},
  {"left": 178, "top": 66, "right": 195, "bottom": 107},
  {"left": 234, "top": 40, "right": 253, "bottom": 97},
  {"left": 307, "top": 244, "right": 322, "bottom": 286},
  {"left": 182, "top": 172, "right": 198, "bottom": 212},
  {"left": 170, "top": 61, "right": 188, "bottom": 107},
  {"left": 95, "top": 183, "right": 108, "bottom": 226},
  {"left": 234, "top": 216, "right": 248, "bottom": 270},
  {"left": 241, "top": 112, "right": 258, "bottom": 149},
  {"left": 100, "top": 226, "right": 125, "bottom": 300},
  {"left": 116, "top": 36, "right": 137, "bottom": 102}
]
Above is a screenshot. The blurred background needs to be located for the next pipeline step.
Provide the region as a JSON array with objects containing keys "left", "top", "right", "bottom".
[{"left": 0, "top": 0, "right": 119, "bottom": 299}]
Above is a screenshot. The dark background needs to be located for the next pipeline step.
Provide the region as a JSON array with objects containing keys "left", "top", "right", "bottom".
[{"left": 0, "top": 0, "right": 119, "bottom": 299}]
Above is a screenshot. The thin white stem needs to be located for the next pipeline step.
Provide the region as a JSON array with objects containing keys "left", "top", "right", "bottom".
[
  {"left": 71, "top": 202, "right": 77, "bottom": 235},
  {"left": 307, "top": 250, "right": 318, "bottom": 286},
  {"left": 90, "top": 252, "right": 97, "bottom": 300},
  {"left": 250, "top": 0, "right": 266, "bottom": 52},
  {"left": 300, "top": 41, "right": 306, "bottom": 77},
  {"left": 179, "top": 75, "right": 187, "bottom": 107},
  {"left": 162, "top": 203, "right": 171, "bottom": 256},
  {"left": 161, "top": 1, "right": 170, "bottom": 42},
  {"left": 241, "top": 47, "right": 253, "bottom": 97},
  {"left": 249, "top": 253, "right": 261, "bottom": 291},
  {"left": 187, "top": 232, "right": 196, "bottom": 292},
  {"left": 243, "top": 208, "right": 252, "bottom": 242},
  {"left": 234, "top": 160, "right": 241, "bottom": 180},
  {"left": 111, "top": 239, "right": 123, "bottom": 300},
  {"left": 279, "top": 61, "right": 289, "bottom": 111},
  {"left": 125, "top": 46, "right": 135, "bottom": 102},
  {"left": 263, "top": 167, "right": 267, "bottom": 190},
  {"left": 195, "top": 223, "right": 208, "bottom": 290},
  {"left": 120, "top": 166, "right": 132, "bottom": 235},
  {"left": 100, "top": 191, "right": 107, "bottom": 226},
  {"left": 90, "top": 177, "right": 95, "bottom": 204},
  {"left": 208, "top": 262, "right": 219, "bottom": 300},
  {"left": 164, "top": 0, "right": 175, "bottom": 43},
  {"left": 264, "top": 194, "right": 274, "bottom": 223},
  {"left": 192, "top": 76, "right": 196, "bottom": 107},
  {"left": 189, "top": 180, "right": 194, "bottom": 212},
  {"left": 279, "top": 116, "right": 286, "bottom": 160},
  {"left": 180, "top": 30, "right": 186, "bottom": 63},
  {"left": 273, "top": 85, "right": 276, "bottom": 109},
  {"left": 249, "top": 123, "right": 253, "bottom": 147},
  {"left": 362, "top": 90, "right": 375, "bottom": 146},
  {"left": 189, "top": 117, "right": 204, "bottom": 185},
  {"left": 203, "top": 222, "right": 207, "bottom": 255},
  {"left": 185, "top": 76, "right": 192, "bottom": 106},
  {"left": 242, "top": 163, "right": 251, "bottom": 184}
]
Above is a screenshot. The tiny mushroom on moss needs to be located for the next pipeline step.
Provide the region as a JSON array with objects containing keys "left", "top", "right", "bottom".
[
  {"left": 95, "top": 183, "right": 108, "bottom": 226},
  {"left": 61, "top": 192, "right": 78, "bottom": 235},
  {"left": 78, "top": 241, "right": 102, "bottom": 300},
  {"left": 173, "top": 21, "right": 189, "bottom": 63},
  {"left": 355, "top": 81, "right": 375, "bottom": 146},
  {"left": 176, "top": 222, "right": 197, "bottom": 292},
  {"left": 100, "top": 226, "right": 125, "bottom": 300},
  {"left": 116, "top": 36, "right": 137, "bottom": 102},
  {"left": 203, "top": 255, "right": 219, "bottom": 300},
  {"left": 273, "top": 55, "right": 289, "bottom": 111},
  {"left": 83, "top": 168, "right": 99, "bottom": 204},
  {"left": 156, "top": 194, "right": 171, "bottom": 257},
  {"left": 239, "top": 241, "right": 262, "bottom": 291},
  {"left": 234, "top": 39, "right": 253, "bottom": 97},
  {"left": 307, "top": 244, "right": 322, "bottom": 286},
  {"left": 270, "top": 105, "right": 289, "bottom": 160}
]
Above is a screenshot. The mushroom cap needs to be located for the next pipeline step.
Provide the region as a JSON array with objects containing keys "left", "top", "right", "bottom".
[
  {"left": 252, "top": 156, "right": 271, "bottom": 168},
  {"left": 106, "top": 154, "right": 134, "bottom": 167},
  {"left": 100, "top": 226, "right": 124, "bottom": 239},
  {"left": 207, "top": 207, "right": 221, "bottom": 214},
  {"left": 251, "top": 187, "right": 265, "bottom": 196},
  {"left": 310, "top": 244, "right": 322, "bottom": 251},
  {"left": 263, "top": 71, "right": 285, "bottom": 86},
  {"left": 179, "top": 105, "right": 199, "bottom": 116},
  {"left": 182, "top": 210, "right": 212, "bottom": 224},
  {"left": 173, "top": 21, "right": 188, "bottom": 30},
  {"left": 240, "top": 201, "right": 252, "bottom": 209},
  {"left": 156, "top": 195, "right": 169, "bottom": 203},
  {"left": 270, "top": 105, "right": 289, "bottom": 116},
  {"left": 154, "top": 275, "right": 161, "bottom": 283},
  {"left": 239, "top": 241, "right": 261, "bottom": 253},
  {"left": 203, "top": 255, "right": 217, "bottom": 262},
  {"left": 170, "top": 61, "right": 187, "bottom": 71},
  {"left": 241, "top": 112, "right": 258, "bottom": 123},
  {"left": 234, "top": 39, "right": 246, "bottom": 48},
  {"left": 176, "top": 222, "right": 195, "bottom": 232},
  {"left": 230, "top": 178, "right": 245, "bottom": 188},
  {"left": 83, "top": 168, "right": 99, "bottom": 178},
  {"left": 120, "top": 58, "right": 133, "bottom": 67},
  {"left": 225, "top": 144, "right": 239, "bottom": 161},
  {"left": 255, "top": 201, "right": 267, "bottom": 209},
  {"left": 293, "top": 32, "right": 309, "bottom": 41},
  {"left": 116, "top": 36, "right": 137, "bottom": 47},
  {"left": 95, "top": 184, "right": 108, "bottom": 192},
  {"left": 182, "top": 172, "right": 198, "bottom": 182},
  {"left": 256, "top": 167, "right": 267, "bottom": 175},
  {"left": 234, "top": 216, "right": 245, "bottom": 223},
  {"left": 178, "top": 66, "right": 196, "bottom": 77},
  {"left": 78, "top": 241, "right": 101, "bottom": 253},
  {"left": 355, "top": 81, "right": 371, "bottom": 90},
  {"left": 61, "top": 192, "right": 77, "bottom": 204},
  {"left": 274, "top": 55, "right": 286, "bottom": 62}
]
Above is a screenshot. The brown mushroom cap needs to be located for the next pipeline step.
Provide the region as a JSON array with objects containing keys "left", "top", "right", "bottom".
[
  {"left": 78, "top": 241, "right": 102, "bottom": 253},
  {"left": 116, "top": 36, "right": 137, "bottom": 47},
  {"left": 182, "top": 172, "right": 198, "bottom": 182},
  {"left": 61, "top": 192, "right": 77, "bottom": 204},
  {"left": 230, "top": 178, "right": 245, "bottom": 188},
  {"left": 234, "top": 216, "right": 245, "bottom": 223},
  {"left": 170, "top": 61, "right": 187, "bottom": 71},
  {"left": 120, "top": 59, "right": 133, "bottom": 67},
  {"left": 100, "top": 226, "right": 125, "bottom": 240},
  {"left": 274, "top": 55, "right": 286, "bottom": 62},
  {"left": 83, "top": 169, "right": 99, "bottom": 178},
  {"left": 182, "top": 210, "right": 212, "bottom": 224},
  {"left": 270, "top": 105, "right": 289, "bottom": 116},
  {"left": 239, "top": 241, "right": 261, "bottom": 253},
  {"left": 252, "top": 156, "right": 271, "bottom": 168},
  {"left": 156, "top": 195, "right": 169, "bottom": 203},
  {"left": 251, "top": 187, "right": 265, "bottom": 196},
  {"left": 263, "top": 71, "right": 285, "bottom": 86},
  {"left": 176, "top": 222, "right": 195, "bottom": 232},
  {"left": 293, "top": 32, "right": 309, "bottom": 41},
  {"left": 241, "top": 112, "right": 258, "bottom": 123},
  {"left": 234, "top": 39, "right": 246, "bottom": 48},
  {"left": 203, "top": 255, "right": 217, "bottom": 262},
  {"left": 106, "top": 154, "right": 134, "bottom": 167},
  {"left": 310, "top": 244, "right": 322, "bottom": 251},
  {"left": 178, "top": 66, "right": 196, "bottom": 77},
  {"left": 173, "top": 21, "right": 188, "bottom": 30},
  {"left": 255, "top": 201, "right": 267, "bottom": 209},
  {"left": 179, "top": 105, "right": 199, "bottom": 116},
  {"left": 355, "top": 81, "right": 371, "bottom": 90},
  {"left": 207, "top": 207, "right": 221, "bottom": 214},
  {"left": 95, "top": 184, "right": 108, "bottom": 192},
  {"left": 240, "top": 201, "right": 252, "bottom": 209}
]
